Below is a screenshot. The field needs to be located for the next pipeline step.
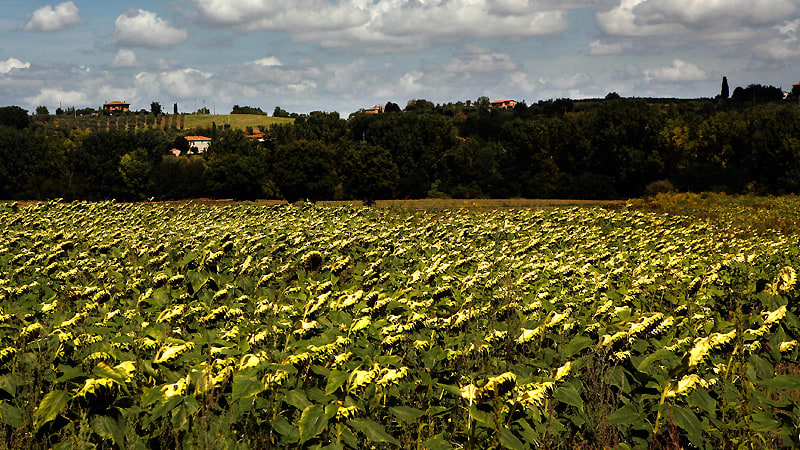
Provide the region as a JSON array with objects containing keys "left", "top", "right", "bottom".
[
  {"left": 37, "top": 114, "right": 293, "bottom": 133},
  {"left": 1, "top": 198, "right": 799, "bottom": 448},
  {"left": 182, "top": 114, "right": 293, "bottom": 131}
]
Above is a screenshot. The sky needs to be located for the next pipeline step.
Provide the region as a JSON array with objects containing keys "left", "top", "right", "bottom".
[{"left": 0, "top": 0, "right": 799, "bottom": 115}]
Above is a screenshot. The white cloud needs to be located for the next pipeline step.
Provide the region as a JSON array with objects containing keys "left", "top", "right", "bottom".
[
  {"left": 588, "top": 40, "right": 623, "bottom": 55},
  {"left": 195, "top": 0, "right": 570, "bottom": 51},
  {"left": 25, "top": 88, "right": 89, "bottom": 107},
  {"left": 631, "top": 0, "right": 796, "bottom": 27},
  {"left": 442, "top": 48, "right": 520, "bottom": 73},
  {"left": 251, "top": 56, "right": 283, "bottom": 67},
  {"left": 644, "top": 59, "right": 708, "bottom": 82},
  {"left": 598, "top": 0, "right": 797, "bottom": 37},
  {"left": 755, "top": 19, "right": 800, "bottom": 60},
  {"left": 111, "top": 49, "right": 140, "bottom": 68},
  {"left": 510, "top": 72, "right": 537, "bottom": 93},
  {"left": 24, "top": 2, "right": 81, "bottom": 32},
  {"left": 158, "top": 68, "right": 214, "bottom": 98},
  {"left": 113, "top": 9, "right": 189, "bottom": 48},
  {"left": 0, "top": 58, "right": 30, "bottom": 74}
]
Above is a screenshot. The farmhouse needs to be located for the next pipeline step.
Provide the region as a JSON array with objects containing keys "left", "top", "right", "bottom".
[
  {"left": 491, "top": 100, "right": 517, "bottom": 109},
  {"left": 185, "top": 136, "right": 212, "bottom": 154},
  {"left": 364, "top": 105, "right": 384, "bottom": 114},
  {"left": 103, "top": 101, "right": 130, "bottom": 113}
]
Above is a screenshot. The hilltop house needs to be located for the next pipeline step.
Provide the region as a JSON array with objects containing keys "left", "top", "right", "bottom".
[
  {"left": 491, "top": 100, "right": 517, "bottom": 109},
  {"left": 364, "top": 105, "right": 384, "bottom": 114},
  {"left": 185, "top": 136, "right": 212, "bottom": 154},
  {"left": 103, "top": 101, "right": 130, "bottom": 113}
]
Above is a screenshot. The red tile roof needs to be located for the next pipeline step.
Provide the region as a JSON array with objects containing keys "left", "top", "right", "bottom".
[{"left": 184, "top": 136, "right": 211, "bottom": 141}]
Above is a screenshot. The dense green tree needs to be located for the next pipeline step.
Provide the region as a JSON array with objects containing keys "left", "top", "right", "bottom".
[
  {"left": 0, "top": 106, "right": 29, "bottom": 129},
  {"left": 151, "top": 102, "right": 162, "bottom": 115},
  {"left": 36, "top": 105, "right": 49, "bottom": 116},
  {"left": 207, "top": 129, "right": 252, "bottom": 155},
  {"left": 348, "top": 112, "right": 458, "bottom": 198},
  {"left": 440, "top": 138, "right": 507, "bottom": 198},
  {"left": 272, "top": 139, "right": 337, "bottom": 202},
  {"left": 384, "top": 102, "right": 401, "bottom": 113},
  {"left": 152, "top": 155, "right": 207, "bottom": 199},
  {"left": 337, "top": 142, "right": 399, "bottom": 203},
  {"left": 204, "top": 152, "right": 270, "bottom": 200},
  {"left": 273, "top": 106, "right": 291, "bottom": 117},
  {"left": 119, "top": 148, "right": 154, "bottom": 199},
  {"left": 405, "top": 99, "right": 435, "bottom": 113},
  {"left": 231, "top": 105, "right": 266, "bottom": 115}
]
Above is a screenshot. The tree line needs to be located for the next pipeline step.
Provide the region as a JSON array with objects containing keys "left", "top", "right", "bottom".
[{"left": 2, "top": 92, "right": 800, "bottom": 201}]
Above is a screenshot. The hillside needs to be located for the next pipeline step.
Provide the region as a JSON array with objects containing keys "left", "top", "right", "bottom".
[
  {"left": 183, "top": 114, "right": 293, "bottom": 130},
  {"left": 33, "top": 113, "right": 293, "bottom": 133}
]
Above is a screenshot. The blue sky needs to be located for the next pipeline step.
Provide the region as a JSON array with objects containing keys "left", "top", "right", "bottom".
[{"left": 1, "top": 0, "right": 799, "bottom": 115}]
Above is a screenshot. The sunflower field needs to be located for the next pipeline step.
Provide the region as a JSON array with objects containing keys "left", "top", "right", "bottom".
[{"left": 0, "top": 200, "right": 798, "bottom": 449}]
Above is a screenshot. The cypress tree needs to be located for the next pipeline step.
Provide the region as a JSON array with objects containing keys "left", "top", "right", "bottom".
[{"left": 721, "top": 76, "right": 729, "bottom": 100}]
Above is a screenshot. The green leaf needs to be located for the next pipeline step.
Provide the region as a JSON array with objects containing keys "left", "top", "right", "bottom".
[
  {"left": 670, "top": 405, "right": 703, "bottom": 445},
  {"left": 751, "top": 411, "right": 780, "bottom": 432},
  {"left": 92, "top": 414, "right": 124, "bottom": 448},
  {"left": 348, "top": 418, "right": 400, "bottom": 445},
  {"left": 0, "top": 374, "right": 19, "bottom": 397},
  {"left": 141, "top": 386, "right": 164, "bottom": 407},
  {"left": 761, "top": 375, "right": 800, "bottom": 390},
  {"left": 285, "top": 389, "right": 313, "bottom": 410},
  {"left": 500, "top": 428, "right": 525, "bottom": 450},
  {"left": 687, "top": 387, "right": 716, "bottom": 414},
  {"left": 298, "top": 404, "right": 327, "bottom": 444},
  {"left": 469, "top": 405, "right": 494, "bottom": 427},
  {"left": 93, "top": 362, "right": 126, "bottom": 385},
  {"left": 232, "top": 375, "right": 264, "bottom": 401},
  {"left": 34, "top": 390, "right": 70, "bottom": 430},
  {"left": 637, "top": 349, "right": 673, "bottom": 372},
  {"left": 389, "top": 405, "right": 426, "bottom": 423},
  {"left": 326, "top": 370, "right": 349, "bottom": 395},
  {"left": 607, "top": 404, "right": 639, "bottom": 426},
  {"left": 422, "top": 434, "right": 453, "bottom": 450},
  {"left": 437, "top": 383, "right": 463, "bottom": 398},
  {"left": 0, "top": 402, "right": 23, "bottom": 428},
  {"left": 565, "top": 335, "right": 593, "bottom": 357},
  {"left": 554, "top": 384, "right": 584, "bottom": 409},
  {"left": 271, "top": 416, "right": 300, "bottom": 443}
]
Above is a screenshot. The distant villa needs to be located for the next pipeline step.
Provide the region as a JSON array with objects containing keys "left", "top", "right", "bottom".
[
  {"left": 491, "top": 100, "right": 517, "bottom": 109},
  {"left": 103, "top": 101, "right": 130, "bottom": 113}
]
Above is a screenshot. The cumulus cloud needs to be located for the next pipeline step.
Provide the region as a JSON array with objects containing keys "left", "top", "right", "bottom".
[
  {"left": 442, "top": 48, "right": 520, "bottom": 73},
  {"left": 251, "top": 56, "right": 283, "bottom": 67},
  {"left": 598, "top": 0, "right": 797, "bottom": 37},
  {"left": 644, "top": 59, "right": 707, "bottom": 82},
  {"left": 113, "top": 9, "right": 188, "bottom": 48},
  {"left": 111, "top": 49, "right": 140, "bottom": 68},
  {"left": 194, "top": 0, "right": 570, "bottom": 50},
  {"left": 588, "top": 40, "right": 623, "bottom": 55},
  {"left": 0, "top": 58, "right": 31, "bottom": 74},
  {"left": 25, "top": 88, "right": 89, "bottom": 107},
  {"left": 24, "top": 2, "right": 81, "bottom": 32},
  {"left": 157, "top": 68, "right": 214, "bottom": 98},
  {"left": 755, "top": 19, "right": 800, "bottom": 60}
]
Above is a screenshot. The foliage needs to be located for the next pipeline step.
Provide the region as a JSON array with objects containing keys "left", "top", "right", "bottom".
[
  {"left": 0, "top": 106, "right": 29, "bottom": 129},
  {"left": 272, "top": 139, "right": 337, "bottom": 202},
  {"left": 231, "top": 105, "right": 267, "bottom": 116},
  {"left": 0, "top": 201, "right": 799, "bottom": 448}
]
